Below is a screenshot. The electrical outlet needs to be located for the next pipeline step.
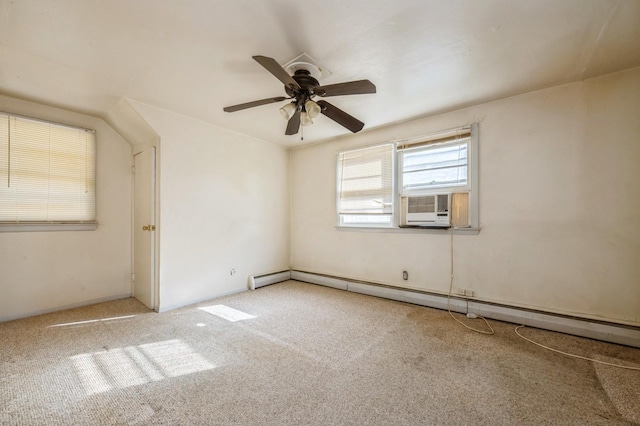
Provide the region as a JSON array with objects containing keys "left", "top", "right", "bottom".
[
  {"left": 230, "top": 268, "right": 236, "bottom": 276},
  {"left": 402, "top": 270, "right": 408, "bottom": 280}
]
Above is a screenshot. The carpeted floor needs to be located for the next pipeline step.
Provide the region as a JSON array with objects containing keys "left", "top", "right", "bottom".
[{"left": 1, "top": 280, "right": 639, "bottom": 425}]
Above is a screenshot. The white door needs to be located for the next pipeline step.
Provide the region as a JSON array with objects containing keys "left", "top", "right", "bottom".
[{"left": 133, "top": 147, "right": 156, "bottom": 309}]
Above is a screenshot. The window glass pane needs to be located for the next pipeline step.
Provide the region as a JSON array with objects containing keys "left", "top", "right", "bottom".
[
  {"left": 404, "top": 165, "right": 468, "bottom": 189},
  {"left": 402, "top": 141, "right": 468, "bottom": 191},
  {"left": 403, "top": 144, "right": 467, "bottom": 172},
  {"left": 341, "top": 214, "right": 392, "bottom": 225}
]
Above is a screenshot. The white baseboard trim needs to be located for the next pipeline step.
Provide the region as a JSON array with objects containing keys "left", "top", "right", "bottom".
[
  {"left": 249, "top": 270, "right": 291, "bottom": 290},
  {"left": 290, "top": 270, "right": 640, "bottom": 348},
  {"left": 0, "top": 293, "right": 132, "bottom": 323}
]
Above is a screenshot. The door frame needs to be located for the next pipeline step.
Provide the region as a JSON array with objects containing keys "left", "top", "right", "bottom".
[{"left": 132, "top": 146, "right": 159, "bottom": 311}]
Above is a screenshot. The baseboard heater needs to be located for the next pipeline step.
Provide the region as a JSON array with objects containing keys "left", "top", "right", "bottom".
[
  {"left": 249, "top": 270, "right": 291, "bottom": 290},
  {"left": 290, "top": 270, "right": 640, "bottom": 349}
]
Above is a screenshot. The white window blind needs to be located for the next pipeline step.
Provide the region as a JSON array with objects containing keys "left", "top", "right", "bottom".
[
  {"left": 399, "top": 133, "right": 470, "bottom": 193},
  {"left": 337, "top": 143, "right": 393, "bottom": 224},
  {"left": 0, "top": 113, "right": 96, "bottom": 225}
]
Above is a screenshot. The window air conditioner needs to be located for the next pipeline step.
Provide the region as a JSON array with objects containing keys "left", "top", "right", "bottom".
[{"left": 400, "top": 194, "right": 450, "bottom": 227}]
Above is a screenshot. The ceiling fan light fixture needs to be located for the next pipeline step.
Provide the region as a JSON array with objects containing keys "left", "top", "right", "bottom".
[
  {"left": 300, "top": 112, "right": 313, "bottom": 126},
  {"left": 305, "top": 100, "right": 321, "bottom": 119},
  {"left": 279, "top": 102, "right": 296, "bottom": 120}
]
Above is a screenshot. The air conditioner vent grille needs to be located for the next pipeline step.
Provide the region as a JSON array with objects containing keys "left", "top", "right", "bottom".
[{"left": 408, "top": 196, "right": 435, "bottom": 214}]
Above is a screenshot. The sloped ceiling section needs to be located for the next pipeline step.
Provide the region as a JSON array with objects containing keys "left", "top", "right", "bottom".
[
  {"left": 104, "top": 98, "right": 159, "bottom": 150},
  {"left": 1, "top": 0, "right": 639, "bottom": 147}
]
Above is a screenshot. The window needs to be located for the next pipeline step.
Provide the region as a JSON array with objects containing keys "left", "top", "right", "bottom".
[
  {"left": 337, "top": 124, "right": 478, "bottom": 230},
  {"left": 399, "top": 138, "right": 468, "bottom": 192},
  {"left": 336, "top": 143, "right": 394, "bottom": 227},
  {"left": 0, "top": 112, "right": 96, "bottom": 231}
]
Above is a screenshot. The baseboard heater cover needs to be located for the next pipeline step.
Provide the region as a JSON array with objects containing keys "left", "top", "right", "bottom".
[
  {"left": 289, "top": 270, "right": 349, "bottom": 291},
  {"left": 348, "top": 281, "right": 467, "bottom": 314},
  {"left": 290, "top": 270, "right": 465, "bottom": 313},
  {"left": 290, "top": 270, "right": 640, "bottom": 349},
  {"left": 249, "top": 270, "right": 291, "bottom": 290}
]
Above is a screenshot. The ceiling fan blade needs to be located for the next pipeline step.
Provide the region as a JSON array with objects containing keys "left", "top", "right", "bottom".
[
  {"left": 223, "top": 96, "right": 288, "bottom": 112},
  {"left": 314, "top": 80, "right": 376, "bottom": 97},
  {"left": 285, "top": 109, "right": 301, "bottom": 135},
  {"left": 253, "top": 55, "right": 301, "bottom": 91},
  {"left": 317, "top": 100, "right": 365, "bottom": 133}
]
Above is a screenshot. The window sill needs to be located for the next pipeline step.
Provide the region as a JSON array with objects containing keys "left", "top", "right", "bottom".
[
  {"left": 0, "top": 223, "right": 98, "bottom": 233},
  {"left": 335, "top": 225, "right": 480, "bottom": 235}
]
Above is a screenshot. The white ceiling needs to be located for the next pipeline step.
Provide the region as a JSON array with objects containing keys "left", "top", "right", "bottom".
[{"left": 1, "top": 0, "right": 639, "bottom": 147}]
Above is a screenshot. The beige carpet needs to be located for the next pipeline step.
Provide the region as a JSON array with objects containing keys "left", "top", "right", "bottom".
[{"left": 1, "top": 280, "right": 639, "bottom": 425}]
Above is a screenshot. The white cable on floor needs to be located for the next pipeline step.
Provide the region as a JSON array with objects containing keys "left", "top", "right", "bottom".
[
  {"left": 447, "top": 231, "right": 494, "bottom": 335},
  {"left": 446, "top": 228, "right": 635, "bottom": 367},
  {"left": 515, "top": 325, "right": 640, "bottom": 371}
]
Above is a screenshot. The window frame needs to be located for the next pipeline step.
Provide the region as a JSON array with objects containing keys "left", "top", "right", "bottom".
[
  {"left": 0, "top": 111, "right": 97, "bottom": 233},
  {"left": 336, "top": 123, "right": 479, "bottom": 231}
]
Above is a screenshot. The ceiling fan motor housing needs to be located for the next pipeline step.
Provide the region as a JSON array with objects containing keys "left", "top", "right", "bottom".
[{"left": 286, "top": 70, "right": 320, "bottom": 104}]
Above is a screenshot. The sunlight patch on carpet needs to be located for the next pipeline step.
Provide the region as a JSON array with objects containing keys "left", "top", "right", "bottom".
[
  {"left": 198, "top": 304, "right": 256, "bottom": 322},
  {"left": 49, "top": 315, "right": 138, "bottom": 328},
  {"left": 70, "top": 339, "right": 215, "bottom": 395}
]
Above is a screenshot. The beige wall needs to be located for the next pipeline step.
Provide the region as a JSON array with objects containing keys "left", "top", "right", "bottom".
[
  {"left": 0, "top": 96, "right": 132, "bottom": 321},
  {"left": 2, "top": 67, "right": 637, "bottom": 325},
  {"left": 130, "top": 102, "right": 290, "bottom": 312},
  {"left": 290, "top": 67, "right": 640, "bottom": 326}
]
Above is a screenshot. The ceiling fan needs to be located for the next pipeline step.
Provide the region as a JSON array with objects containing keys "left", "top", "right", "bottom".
[{"left": 223, "top": 55, "right": 376, "bottom": 136}]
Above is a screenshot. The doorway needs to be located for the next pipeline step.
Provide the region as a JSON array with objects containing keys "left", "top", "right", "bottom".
[{"left": 133, "top": 147, "right": 156, "bottom": 309}]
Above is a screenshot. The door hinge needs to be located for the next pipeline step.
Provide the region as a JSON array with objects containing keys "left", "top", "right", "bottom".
[{"left": 131, "top": 273, "right": 135, "bottom": 282}]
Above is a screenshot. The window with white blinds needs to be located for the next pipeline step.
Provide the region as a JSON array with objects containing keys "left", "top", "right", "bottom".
[
  {"left": 0, "top": 113, "right": 96, "bottom": 229},
  {"left": 336, "top": 123, "right": 479, "bottom": 230},
  {"left": 337, "top": 143, "right": 393, "bottom": 226}
]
